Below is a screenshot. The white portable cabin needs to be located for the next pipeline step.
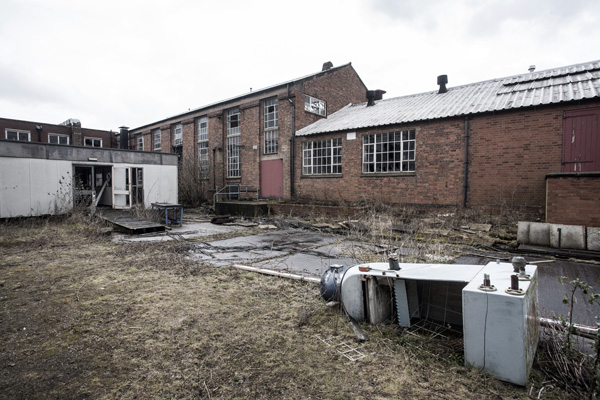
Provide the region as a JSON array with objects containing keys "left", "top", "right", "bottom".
[{"left": 0, "top": 140, "right": 178, "bottom": 218}]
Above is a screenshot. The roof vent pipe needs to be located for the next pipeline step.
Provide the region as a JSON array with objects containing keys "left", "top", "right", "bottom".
[
  {"left": 366, "top": 90, "right": 375, "bottom": 106},
  {"left": 437, "top": 75, "right": 448, "bottom": 94},
  {"left": 528, "top": 65, "right": 536, "bottom": 73},
  {"left": 366, "top": 89, "right": 386, "bottom": 106},
  {"left": 322, "top": 61, "right": 333, "bottom": 71}
]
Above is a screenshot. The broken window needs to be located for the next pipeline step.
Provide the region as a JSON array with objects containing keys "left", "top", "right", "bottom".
[
  {"left": 362, "top": 130, "right": 416, "bottom": 173},
  {"left": 48, "top": 133, "right": 69, "bottom": 145},
  {"left": 197, "top": 116, "right": 208, "bottom": 142},
  {"left": 264, "top": 98, "right": 278, "bottom": 154},
  {"left": 173, "top": 123, "right": 183, "bottom": 146},
  {"left": 302, "top": 138, "right": 342, "bottom": 175},
  {"left": 5, "top": 129, "right": 30, "bottom": 141},
  {"left": 153, "top": 129, "right": 161, "bottom": 151},
  {"left": 227, "top": 108, "right": 240, "bottom": 136},
  {"left": 305, "top": 95, "right": 326, "bottom": 116},
  {"left": 84, "top": 137, "right": 102, "bottom": 147}
]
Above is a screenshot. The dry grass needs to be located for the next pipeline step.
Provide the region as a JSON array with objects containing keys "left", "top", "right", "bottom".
[{"left": 0, "top": 214, "right": 571, "bottom": 399}]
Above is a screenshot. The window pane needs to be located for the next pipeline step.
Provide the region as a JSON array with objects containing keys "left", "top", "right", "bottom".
[{"left": 362, "top": 130, "right": 416, "bottom": 173}]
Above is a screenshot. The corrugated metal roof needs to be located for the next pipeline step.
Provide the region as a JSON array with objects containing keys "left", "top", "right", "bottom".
[{"left": 296, "top": 60, "right": 600, "bottom": 137}]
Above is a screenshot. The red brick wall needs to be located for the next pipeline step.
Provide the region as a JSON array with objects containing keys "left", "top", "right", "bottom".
[
  {"left": 293, "top": 102, "right": 600, "bottom": 211},
  {"left": 295, "top": 118, "right": 465, "bottom": 206},
  {"left": 128, "top": 64, "right": 367, "bottom": 201},
  {"left": 546, "top": 174, "right": 600, "bottom": 226},
  {"left": 467, "top": 108, "right": 563, "bottom": 209},
  {"left": 1, "top": 117, "right": 115, "bottom": 148}
]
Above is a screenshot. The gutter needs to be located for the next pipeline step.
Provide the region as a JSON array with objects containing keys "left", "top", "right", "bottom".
[
  {"left": 287, "top": 84, "right": 296, "bottom": 198},
  {"left": 463, "top": 116, "right": 470, "bottom": 208}
]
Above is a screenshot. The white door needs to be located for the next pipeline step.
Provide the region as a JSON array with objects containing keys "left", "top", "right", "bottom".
[{"left": 112, "top": 166, "right": 131, "bottom": 209}]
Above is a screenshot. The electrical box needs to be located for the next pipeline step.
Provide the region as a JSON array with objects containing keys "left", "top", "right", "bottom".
[{"left": 462, "top": 262, "right": 538, "bottom": 386}]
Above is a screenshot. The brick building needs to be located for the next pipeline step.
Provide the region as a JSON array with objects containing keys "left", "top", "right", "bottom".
[
  {"left": 295, "top": 60, "right": 600, "bottom": 225},
  {"left": 1, "top": 117, "right": 118, "bottom": 148},
  {"left": 128, "top": 62, "right": 367, "bottom": 200}
]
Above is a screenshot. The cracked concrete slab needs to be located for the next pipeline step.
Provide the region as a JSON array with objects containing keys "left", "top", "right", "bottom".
[{"left": 113, "top": 222, "right": 249, "bottom": 242}]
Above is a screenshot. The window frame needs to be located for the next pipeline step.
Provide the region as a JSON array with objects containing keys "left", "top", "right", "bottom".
[
  {"left": 263, "top": 98, "right": 278, "bottom": 154},
  {"left": 362, "top": 130, "right": 416, "bottom": 174},
  {"left": 226, "top": 108, "right": 241, "bottom": 178},
  {"left": 198, "top": 141, "right": 209, "bottom": 178},
  {"left": 227, "top": 107, "right": 241, "bottom": 136},
  {"left": 227, "top": 135, "right": 241, "bottom": 178},
  {"left": 48, "top": 133, "right": 69, "bottom": 145},
  {"left": 153, "top": 129, "right": 161, "bottom": 151},
  {"left": 173, "top": 123, "right": 183, "bottom": 146},
  {"left": 302, "top": 138, "right": 342, "bottom": 176},
  {"left": 304, "top": 95, "right": 327, "bottom": 116},
  {"left": 137, "top": 134, "right": 144, "bottom": 151},
  {"left": 197, "top": 116, "right": 209, "bottom": 178},
  {"left": 5, "top": 129, "right": 31, "bottom": 142},
  {"left": 197, "top": 116, "right": 209, "bottom": 142},
  {"left": 84, "top": 137, "right": 103, "bottom": 147}
]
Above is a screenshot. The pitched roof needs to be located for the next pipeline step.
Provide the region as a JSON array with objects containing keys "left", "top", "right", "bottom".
[
  {"left": 296, "top": 60, "right": 600, "bottom": 137},
  {"left": 132, "top": 63, "right": 359, "bottom": 131}
]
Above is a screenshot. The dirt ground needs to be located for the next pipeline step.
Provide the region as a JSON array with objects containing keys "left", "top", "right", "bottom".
[{"left": 0, "top": 214, "right": 585, "bottom": 399}]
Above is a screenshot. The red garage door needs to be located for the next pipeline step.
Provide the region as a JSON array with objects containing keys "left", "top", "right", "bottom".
[{"left": 261, "top": 159, "right": 283, "bottom": 199}]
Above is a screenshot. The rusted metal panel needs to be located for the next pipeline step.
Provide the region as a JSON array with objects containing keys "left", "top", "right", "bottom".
[
  {"left": 562, "top": 108, "right": 600, "bottom": 172},
  {"left": 260, "top": 159, "right": 283, "bottom": 199}
]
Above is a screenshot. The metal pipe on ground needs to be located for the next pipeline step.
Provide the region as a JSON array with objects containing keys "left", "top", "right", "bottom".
[{"left": 231, "top": 264, "right": 320, "bottom": 283}]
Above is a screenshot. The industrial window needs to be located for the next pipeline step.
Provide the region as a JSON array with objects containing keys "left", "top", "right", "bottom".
[
  {"left": 302, "top": 138, "right": 342, "bottom": 175},
  {"left": 137, "top": 134, "right": 144, "bottom": 150},
  {"left": 305, "top": 95, "right": 326, "bottom": 116},
  {"left": 5, "top": 129, "right": 30, "bottom": 141},
  {"left": 84, "top": 137, "right": 102, "bottom": 147},
  {"left": 362, "top": 130, "right": 416, "bottom": 173},
  {"left": 227, "top": 107, "right": 240, "bottom": 136},
  {"left": 198, "top": 142, "right": 209, "bottom": 178},
  {"left": 227, "top": 136, "right": 241, "bottom": 178},
  {"left": 174, "top": 123, "right": 183, "bottom": 146},
  {"left": 48, "top": 133, "right": 69, "bottom": 145},
  {"left": 198, "top": 116, "right": 208, "bottom": 142},
  {"left": 226, "top": 108, "right": 241, "bottom": 178},
  {"left": 153, "top": 129, "right": 161, "bottom": 151},
  {"left": 198, "top": 117, "right": 209, "bottom": 178},
  {"left": 264, "top": 98, "right": 278, "bottom": 154}
]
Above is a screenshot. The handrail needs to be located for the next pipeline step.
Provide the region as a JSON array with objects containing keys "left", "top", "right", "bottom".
[{"left": 213, "top": 184, "right": 259, "bottom": 206}]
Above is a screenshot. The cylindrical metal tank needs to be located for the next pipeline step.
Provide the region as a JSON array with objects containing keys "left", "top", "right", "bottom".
[{"left": 320, "top": 264, "right": 345, "bottom": 302}]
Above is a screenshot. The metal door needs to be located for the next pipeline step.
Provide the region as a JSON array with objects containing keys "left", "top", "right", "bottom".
[
  {"left": 112, "top": 166, "right": 131, "bottom": 209},
  {"left": 260, "top": 159, "right": 283, "bottom": 199},
  {"left": 562, "top": 109, "right": 600, "bottom": 172}
]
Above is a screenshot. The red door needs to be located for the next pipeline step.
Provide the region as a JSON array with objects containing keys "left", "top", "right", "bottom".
[
  {"left": 562, "top": 109, "right": 600, "bottom": 172},
  {"left": 261, "top": 159, "right": 283, "bottom": 199}
]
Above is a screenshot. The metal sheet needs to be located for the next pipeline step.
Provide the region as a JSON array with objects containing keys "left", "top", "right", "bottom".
[{"left": 297, "top": 60, "right": 600, "bottom": 137}]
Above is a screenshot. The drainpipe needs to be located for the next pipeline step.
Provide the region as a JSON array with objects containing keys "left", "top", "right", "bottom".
[
  {"left": 463, "top": 116, "right": 470, "bottom": 208},
  {"left": 287, "top": 84, "right": 296, "bottom": 199}
]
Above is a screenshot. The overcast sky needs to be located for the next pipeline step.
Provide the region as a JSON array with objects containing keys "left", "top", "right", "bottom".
[{"left": 1, "top": 0, "right": 598, "bottom": 131}]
